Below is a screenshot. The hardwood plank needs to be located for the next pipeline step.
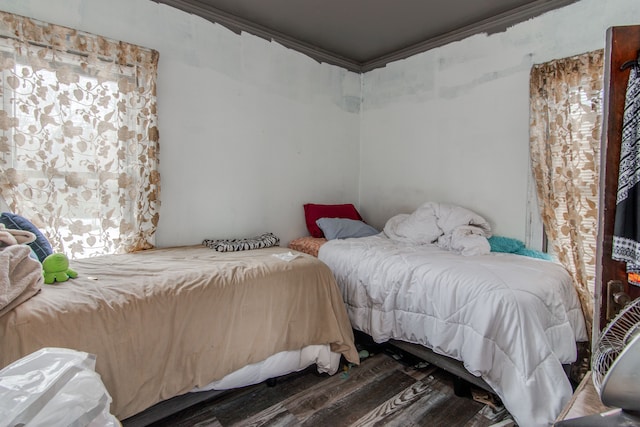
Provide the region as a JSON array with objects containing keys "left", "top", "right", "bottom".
[
  {"left": 412, "top": 387, "right": 489, "bottom": 426},
  {"left": 298, "top": 369, "right": 419, "bottom": 425},
  {"left": 158, "top": 406, "right": 222, "bottom": 427},
  {"left": 150, "top": 367, "right": 322, "bottom": 426},
  {"left": 123, "top": 389, "right": 227, "bottom": 427},
  {"left": 283, "top": 352, "right": 403, "bottom": 420},
  {"left": 147, "top": 352, "right": 514, "bottom": 427},
  {"left": 229, "top": 403, "right": 299, "bottom": 427},
  {"left": 349, "top": 376, "right": 447, "bottom": 427}
]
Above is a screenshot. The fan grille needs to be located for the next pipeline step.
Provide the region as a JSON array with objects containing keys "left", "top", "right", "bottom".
[{"left": 592, "top": 297, "right": 640, "bottom": 393}]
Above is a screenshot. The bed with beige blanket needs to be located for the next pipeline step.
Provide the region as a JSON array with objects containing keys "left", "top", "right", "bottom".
[{"left": 0, "top": 245, "right": 358, "bottom": 421}]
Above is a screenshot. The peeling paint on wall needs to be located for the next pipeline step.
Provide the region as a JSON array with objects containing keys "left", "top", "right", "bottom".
[
  {"left": 0, "top": 0, "right": 362, "bottom": 247},
  {"left": 438, "top": 53, "right": 534, "bottom": 99},
  {"left": 1, "top": 0, "right": 638, "bottom": 247},
  {"left": 359, "top": 0, "right": 640, "bottom": 241}
]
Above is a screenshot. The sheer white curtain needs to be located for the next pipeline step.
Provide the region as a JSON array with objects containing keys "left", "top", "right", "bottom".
[
  {"left": 0, "top": 11, "right": 160, "bottom": 258},
  {"left": 529, "top": 49, "right": 604, "bottom": 338}
]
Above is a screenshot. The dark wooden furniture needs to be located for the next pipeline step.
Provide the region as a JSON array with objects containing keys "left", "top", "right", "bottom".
[{"left": 597, "top": 25, "right": 640, "bottom": 331}]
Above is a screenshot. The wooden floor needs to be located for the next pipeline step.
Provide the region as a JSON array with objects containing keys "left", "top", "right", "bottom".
[{"left": 147, "top": 344, "right": 515, "bottom": 427}]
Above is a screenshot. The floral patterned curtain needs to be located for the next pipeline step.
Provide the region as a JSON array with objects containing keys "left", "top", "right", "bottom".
[
  {"left": 529, "top": 50, "right": 604, "bottom": 338},
  {"left": 0, "top": 11, "right": 160, "bottom": 258}
]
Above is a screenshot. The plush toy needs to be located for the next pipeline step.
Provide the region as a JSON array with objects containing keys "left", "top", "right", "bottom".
[
  {"left": 42, "top": 253, "right": 78, "bottom": 284},
  {"left": 0, "top": 223, "right": 36, "bottom": 247}
]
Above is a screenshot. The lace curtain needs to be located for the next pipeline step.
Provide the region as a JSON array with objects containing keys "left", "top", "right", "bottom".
[
  {"left": 529, "top": 50, "right": 604, "bottom": 337},
  {"left": 0, "top": 11, "right": 160, "bottom": 258}
]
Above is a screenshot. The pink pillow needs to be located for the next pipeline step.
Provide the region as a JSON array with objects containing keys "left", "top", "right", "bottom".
[{"left": 303, "top": 203, "right": 363, "bottom": 238}]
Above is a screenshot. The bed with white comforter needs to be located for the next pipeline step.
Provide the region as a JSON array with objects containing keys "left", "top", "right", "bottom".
[{"left": 317, "top": 203, "right": 587, "bottom": 427}]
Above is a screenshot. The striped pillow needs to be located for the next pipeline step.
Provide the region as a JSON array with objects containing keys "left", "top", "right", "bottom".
[{"left": 203, "top": 232, "right": 280, "bottom": 252}]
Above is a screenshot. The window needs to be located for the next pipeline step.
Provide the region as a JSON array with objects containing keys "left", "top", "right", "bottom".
[{"left": 0, "top": 11, "right": 160, "bottom": 259}]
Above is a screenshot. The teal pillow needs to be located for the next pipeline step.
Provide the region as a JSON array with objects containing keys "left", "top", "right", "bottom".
[
  {"left": 488, "top": 235, "right": 524, "bottom": 253},
  {"left": 316, "top": 218, "right": 379, "bottom": 240},
  {"left": 488, "top": 235, "right": 552, "bottom": 260},
  {"left": 514, "top": 247, "right": 553, "bottom": 261},
  {"left": 0, "top": 212, "right": 53, "bottom": 262}
]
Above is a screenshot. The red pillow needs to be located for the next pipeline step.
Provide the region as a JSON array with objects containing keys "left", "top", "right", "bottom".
[{"left": 304, "top": 203, "right": 363, "bottom": 238}]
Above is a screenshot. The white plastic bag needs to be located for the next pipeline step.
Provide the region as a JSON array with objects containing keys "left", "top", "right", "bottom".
[{"left": 0, "top": 347, "right": 120, "bottom": 427}]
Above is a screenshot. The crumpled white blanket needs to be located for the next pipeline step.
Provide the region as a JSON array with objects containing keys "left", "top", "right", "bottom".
[
  {"left": 383, "top": 202, "right": 492, "bottom": 255},
  {"left": 0, "top": 245, "right": 43, "bottom": 317},
  {"left": 436, "top": 224, "right": 490, "bottom": 256}
]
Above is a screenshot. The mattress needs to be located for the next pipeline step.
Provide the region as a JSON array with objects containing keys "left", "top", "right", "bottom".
[
  {"left": 318, "top": 235, "right": 587, "bottom": 427},
  {"left": 0, "top": 245, "right": 358, "bottom": 420}
]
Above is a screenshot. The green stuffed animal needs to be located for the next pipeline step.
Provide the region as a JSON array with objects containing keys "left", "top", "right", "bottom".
[{"left": 42, "top": 253, "right": 78, "bottom": 284}]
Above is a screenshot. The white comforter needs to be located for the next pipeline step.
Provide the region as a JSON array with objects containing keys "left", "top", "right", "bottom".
[
  {"left": 384, "top": 201, "right": 492, "bottom": 255},
  {"left": 319, "top": 235, "right": 587, "bottom": 427}
]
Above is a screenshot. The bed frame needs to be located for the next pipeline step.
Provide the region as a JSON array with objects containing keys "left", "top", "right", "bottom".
[
  {"left": 122, "top": 389, "right": 228, "bottom": 427},
  {"left": 353, "top": 329, "right": 583, "bottom": 404}
]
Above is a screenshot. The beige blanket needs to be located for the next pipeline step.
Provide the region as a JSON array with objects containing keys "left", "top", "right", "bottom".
[
  {"left": 0, "top": 246, "right": 358, "bottom": 420},
  {"left": 0, "top": 245, "right": 42, "bottom": 317}
]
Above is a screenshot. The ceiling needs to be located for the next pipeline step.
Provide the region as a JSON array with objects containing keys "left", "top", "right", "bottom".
[{"left": 151, "top": 0, "right": 578, "bottom": 72}]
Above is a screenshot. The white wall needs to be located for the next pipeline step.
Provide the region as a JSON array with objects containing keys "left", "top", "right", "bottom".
[
  {"left": 360, "top": 0, "right": 640, "bottom": 241},
  {"left": 2, "top": 0, "right": 640, "bottom": 248},
  {"left": 0, "top": 0, "right": 362, "bottom": 247}
]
